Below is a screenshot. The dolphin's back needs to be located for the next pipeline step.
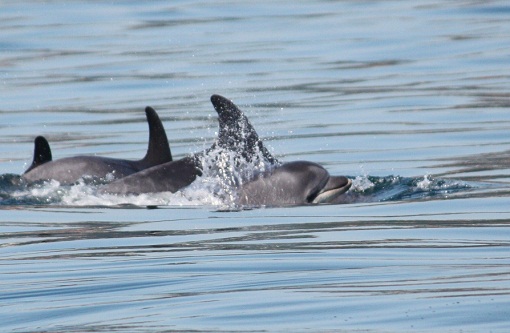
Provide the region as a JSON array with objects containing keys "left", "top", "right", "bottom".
[
  {"left": 22, "top": 156, "right": 144, "bottom": 184},
  {"left": 137, "top": 106, "right": 172, "bottom": 168},
  {"left": 22, "top": 106, "right": 172, "bottom": 184},
  {"left": 24, "top": 136, "right": 52, "bottom": 174},
  {"left": 100, "top": 157, "right": 201, "bottom": 195}
]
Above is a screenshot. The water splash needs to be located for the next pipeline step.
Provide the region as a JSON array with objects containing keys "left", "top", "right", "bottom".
[
  {"left": 345, "top": 174, "right": 474, "bottom": 203},
  {"left": 190, "top": 145, "right": 275, "bottom": 208},
  {"left": 0, "top": 159, "right": 476, "bottom": 208},
  {"left": 0, "top": 145, "right": 276, "bottom": 208}
]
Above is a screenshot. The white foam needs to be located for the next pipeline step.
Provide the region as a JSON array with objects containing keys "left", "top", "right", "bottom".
[
  {"left": 17, "top": 147, "right": 272, "bottom": 208},
  {"left": 416, "top": 175, "right": 432, "bottom": 190},
  {"left": 190, "top": 145, "right": 274, "bottom": 207},
  {"left": 12, "top": 179, "right": 63, "bottom": 204},
  {"left": 351, "top": 175, "right": 375, "bottom": 192}
]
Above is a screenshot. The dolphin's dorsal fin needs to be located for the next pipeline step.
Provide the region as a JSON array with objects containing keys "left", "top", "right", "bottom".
[
  {"left": 25, "top": 136, "right": 52, "bottom": 173},
  {"left": 210, "top": 94, "right": 277, "bottom": 165},
  {"left": 139, "top": 106, "right": 172, "bottom": 167}
]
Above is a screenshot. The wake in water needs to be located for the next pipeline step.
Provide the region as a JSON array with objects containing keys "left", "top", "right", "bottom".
[
  {"left": 0, "top": 173, "right": 227, "bottom": 207},
  {"left": 0, "top": 170, "right": 476, "bottom": 208},
  {"left": 0, "top": 94, "right": 480, "bottom": 209},
  {"left": 339, "top": 174, "right": 476, "bottom": 204},
  {"left": 0, "top": 143, "right": 276, "bottom": 208}
]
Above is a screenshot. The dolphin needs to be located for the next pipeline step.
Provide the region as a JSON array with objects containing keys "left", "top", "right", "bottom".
[
  {"left": 101, "top": 95, "right": 351, "bottom": 207},
  {"left": 100, "top": 94, "right": 275, "bottom": 195},
  {"left": 237, "top": 161, "right": 351, "bottom": 206},
  {"left": 22, "top": 106, "right": 172, "bottom": 185},
  {"left": 24, "top": 135, "right": 53, "bottom": 174}
]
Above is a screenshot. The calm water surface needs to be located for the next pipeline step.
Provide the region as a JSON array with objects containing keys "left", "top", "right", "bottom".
[{"left": 1, "top": 1, "right": 510, "bottom": 332}]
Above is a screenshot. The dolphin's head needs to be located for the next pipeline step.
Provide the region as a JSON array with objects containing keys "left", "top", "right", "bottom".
[
  {"left": 283, "top": 161, "right": 352, "bottom": 204},
  {"left": 237, "top": 161, "right": 351, "bottom": 207}
]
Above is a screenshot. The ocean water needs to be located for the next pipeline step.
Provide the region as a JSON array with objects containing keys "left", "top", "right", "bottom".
[{"left": 1, "top": 1, "right": 510, "bottom": 332}]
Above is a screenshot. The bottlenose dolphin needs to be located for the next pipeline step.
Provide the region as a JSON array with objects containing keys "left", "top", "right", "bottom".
[
  {"left": 237, "top": 161, "right": 351, "bottom": 206},
  {"left": 25, "top": 135, "right": 52, "bottom": 174},
  {"left": 100, "top": 94, "right": 275, "bottom": 195},
  {"left": 101, "top": 95, "right": 351, "bottom": 207},
  {"left": 22, "top": 106, "right": 172, "bottom": 185}
]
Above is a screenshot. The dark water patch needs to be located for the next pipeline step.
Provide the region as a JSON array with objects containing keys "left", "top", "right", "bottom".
[
  {"left": 431, "top": 148, "right": 510, "bottom": 184},
  {"left": 460, "top": 5, "right": 510, "bottom": 16}
]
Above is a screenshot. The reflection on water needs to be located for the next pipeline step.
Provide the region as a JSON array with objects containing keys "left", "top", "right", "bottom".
[
  {"left": 433, "top": 149, "right": 510, "bottom": 182},
  {"left": 2, "top": 202, "right": 510, "bottom": 332},
  {"left": 1, "top": 0, "right": 510, "bottom": 332}
]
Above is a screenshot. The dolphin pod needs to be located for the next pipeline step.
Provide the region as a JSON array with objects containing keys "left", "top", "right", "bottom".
[
  {"left": 22, "top": 95, "right": 352, "bottom": 207},
  {"left": 100, "top": 95, "right": 352, "bottom": 206},
  {"left": 22, "top": 106, "right": 172, "bottom": 185}
]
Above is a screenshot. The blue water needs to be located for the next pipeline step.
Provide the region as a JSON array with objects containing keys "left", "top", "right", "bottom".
[{"left": 1, "top": 1, "right": 510, "bottom": 332}]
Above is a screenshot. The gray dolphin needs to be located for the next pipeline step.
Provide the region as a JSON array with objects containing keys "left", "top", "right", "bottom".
[
  {"left": 101, "top": 95, "right": 351, "bottom": 207},
  {"left": 22, "top": 106, "right": 172, "bottom": 185},
  {"left": 237, "top": 161, "right": 351, "bottom": 206},
  {"left": 100, "top": 94, "right": 274, "bottom": 195}
]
